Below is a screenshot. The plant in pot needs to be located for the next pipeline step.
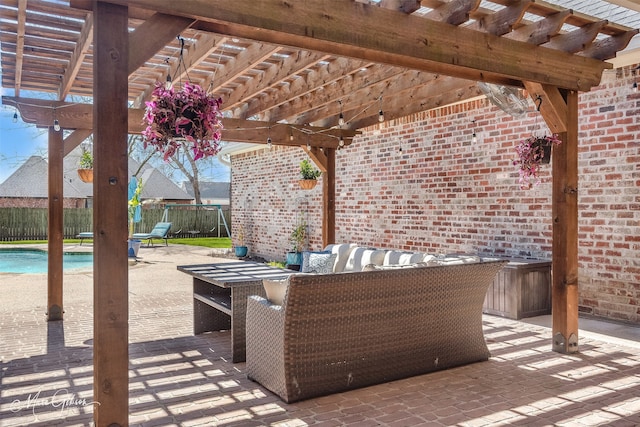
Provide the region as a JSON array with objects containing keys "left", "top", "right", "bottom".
[
  {"left": 286, "top": 214, "right": 307, "bottom": 270},
  {"left": 142, "top": 81, "right": 224, "bottom": 161},
  {"left": 234, "top": 224, "right": 248, "bottom": 258},
  {"left": 513, "top": 134, "right": 561, "bottom": 189},
  {"left": 77, "top": 148, "right": 93, "bottom": 183},
  {"left": 298, "top": 159, "right": 321, "bottom": 190}
]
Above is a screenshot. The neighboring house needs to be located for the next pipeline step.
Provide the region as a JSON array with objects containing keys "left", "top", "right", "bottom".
[
  {"left": 0, "top": 147, "right": 193, "bottom": 208},
  {"left": 181, "top": 181, "right": 230, "bottom": 206}
]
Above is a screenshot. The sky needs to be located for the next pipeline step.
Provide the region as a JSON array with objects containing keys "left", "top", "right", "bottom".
[{"left": 0, "top": 103, "right": 49, "bottom": 184}]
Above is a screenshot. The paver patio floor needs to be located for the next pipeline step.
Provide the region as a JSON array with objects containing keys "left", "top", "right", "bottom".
[{"left": 1, "top": 244, "right": 639, "bottom": 426}]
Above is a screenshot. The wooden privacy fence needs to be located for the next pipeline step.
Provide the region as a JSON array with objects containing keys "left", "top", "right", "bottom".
[{"left": 0, "top": 207, "right": 231, "bottom": 241}]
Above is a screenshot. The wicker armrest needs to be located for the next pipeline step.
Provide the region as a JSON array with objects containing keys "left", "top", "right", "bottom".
[{"left": 246, "top": 295, "right": 288, "bottom": 398}]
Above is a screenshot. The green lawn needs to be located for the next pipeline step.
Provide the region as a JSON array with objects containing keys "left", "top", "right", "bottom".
[{"left": 0, "top": 237, "right": 232, "bottom": 249}]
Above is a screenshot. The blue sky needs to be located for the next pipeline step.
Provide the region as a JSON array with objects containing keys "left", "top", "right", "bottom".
[{"left": 0, "top": 104, "right": 49, "bottom": 184}]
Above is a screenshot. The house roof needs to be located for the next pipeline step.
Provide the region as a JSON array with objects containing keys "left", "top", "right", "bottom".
[
  {"left": 181, "top": 181, "right": 230, "bottom": 203},
  {"left": 0, "top": 149, "right": 193, "bottom": 201}
]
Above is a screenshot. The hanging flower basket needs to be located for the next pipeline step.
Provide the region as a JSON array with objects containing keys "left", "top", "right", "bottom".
[
  {"left": 298, "top": 179, "right": 318, "bottom": 190},
  {"left": 142, "top": 81, "right": 223, "bottom": 161},
  {"left": 513, "top": 134, "right": 561, "bottom": 189},
  {"left": 298, "top": 159, "right": 321, "bottom": 190},
  {"left": 77, "top": 168, "right": 93, "bottom": 183}
]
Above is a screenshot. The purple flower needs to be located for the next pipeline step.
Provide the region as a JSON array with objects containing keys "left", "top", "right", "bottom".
[{"left": 142, "top": 81, "right": 224, "bottom": 161}]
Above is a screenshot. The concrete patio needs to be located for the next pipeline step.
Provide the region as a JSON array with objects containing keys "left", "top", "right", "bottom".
[{"left": 1, "top": 244, "right": 639, "bottom": 426}]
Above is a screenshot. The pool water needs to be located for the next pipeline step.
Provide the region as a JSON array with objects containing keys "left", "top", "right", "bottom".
[{"left": 0, "top": 248, "right": 93, "bottom": 274}]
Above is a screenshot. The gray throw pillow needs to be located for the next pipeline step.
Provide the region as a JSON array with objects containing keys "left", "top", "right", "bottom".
[{"left": 302, "top": 251, "right": 338, "bottom": 274}]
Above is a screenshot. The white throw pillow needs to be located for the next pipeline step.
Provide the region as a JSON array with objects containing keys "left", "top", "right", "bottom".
[{"left": 262, "top": 277, "right": 290, "bottom": 305}]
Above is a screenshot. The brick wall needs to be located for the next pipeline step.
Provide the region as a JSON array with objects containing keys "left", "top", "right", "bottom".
[{"left": 231, "top": 65, "right": 640, "bottom": 324}]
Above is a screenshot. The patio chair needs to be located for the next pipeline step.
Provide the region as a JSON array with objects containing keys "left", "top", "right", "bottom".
[
  {"left": 77, "top": 232, "right": 93, "bottom": 245},
  {"left": 132, "top": 222, "right": 172, "bottom": 247}
]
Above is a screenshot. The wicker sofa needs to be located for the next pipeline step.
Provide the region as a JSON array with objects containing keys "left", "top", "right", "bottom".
[{"left": 245, "top": 254, "right": 507, "bottom": 403}]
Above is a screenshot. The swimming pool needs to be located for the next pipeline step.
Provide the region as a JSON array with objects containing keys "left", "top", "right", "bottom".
[{"left": 0, "top": 248, "right": 93, "bottom": 274}]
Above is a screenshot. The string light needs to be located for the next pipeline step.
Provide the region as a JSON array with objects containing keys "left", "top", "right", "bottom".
[
  {"left": 338, "top": 100, "right": 345, "bottom": 126},
  {"left": 339, "top": 135, "right": 345, "bottom": 147},
  {"left": 12, "top": 111, "right": 18, "bottom": 123},
  {"left": 267, "top": 126, "right": 272, "bottom": 149},
  {"left": 378, "top": 96, "right": 384, "bottom": 122},
  {"left": 289, "top": 128, "right": 294, "bottom": 141},
  {"left": 633, "top": 81, "right": 638, "bottom": 92},
  {"left": 53, "top": 108, "right": 61, "bottom": 131},
  {"left": 471, "top": 119, "right": 477, "bottom": 143}
]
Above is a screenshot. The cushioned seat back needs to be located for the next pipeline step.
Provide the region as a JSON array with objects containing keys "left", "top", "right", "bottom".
[
  {"left": 343, "top": 247, "right": 386, "bottom": 272},
  {"left": 149, "top": 222, "right": 171, "bottom": 237},
  {"left": 383, "top": 250, "right": 425, "bottom": 266},
  {"left": 324, "top": 243, "right": 357, "bottom": 273}
]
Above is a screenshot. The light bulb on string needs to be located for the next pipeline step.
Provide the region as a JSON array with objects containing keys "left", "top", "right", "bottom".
[
  {"left": 53, "top": 119, "right": 61, "bottom": 132},
  {"left": 633, "top": 81, "right": 638, "bottom": 92},
  {"left": 471, "top": 119, "right": 477, "bottom": 143},
  {"left": 12, "top": 111, "right": 18, "bottom": 123},
  {"left": 289, "top": 128, "right": 294, "bottom": 141},
  {"left": 338, "top": 100, "right": 345, "bottom": 126},
  {"left": 378, "top": 96, "right": 384, "bottom": 122},
  {"left": 339, "top": 136, "right": 345, "bottom": 147},
  {"left": 267, "top": 137, "right": 272, "bottom": 150}
]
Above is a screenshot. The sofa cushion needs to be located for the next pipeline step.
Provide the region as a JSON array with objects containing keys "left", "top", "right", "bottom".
[
  {"left": 262, "top": 277, "right": 291, "bottom": 305},
  {"left": 383, "top": 250, "right": 425, "bottom": 266},
  {"left": 344, "top": 247, "right": 387, "bottom": 272},
  {"left": 302, "top": 251, "right": 337, "bottom": 274},
  {"left": 436, "top": 254, "right": 481, "bottom": 265},
  {"left": 368, "top": 262, "right": 429, "bottom": 270},
  {"left": 323, "top": 243, "right": 357, "bottom": 273}
]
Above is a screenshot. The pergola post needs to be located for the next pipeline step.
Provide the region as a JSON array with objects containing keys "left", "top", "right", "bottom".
[
  {"left": 93, "top": 1, "right": 129, "bottom": 424},
  {"left": 551, "top": 89, "right": 579, "bottom": 354},
  {"left": 47, "top": 127, "right": 64, "bottom": 321},
  {"left": 322, "top": 148, "right": 336, "bottom": 247}
]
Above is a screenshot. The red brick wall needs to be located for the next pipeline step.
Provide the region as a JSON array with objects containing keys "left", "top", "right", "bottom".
[{"left": 231, "top": 65, "right": 640, "bottom": 324}]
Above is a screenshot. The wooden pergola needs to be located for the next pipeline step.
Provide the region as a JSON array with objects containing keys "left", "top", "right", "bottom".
[{"left": 1, "top": 1, "right": 638, "bottom": 424}]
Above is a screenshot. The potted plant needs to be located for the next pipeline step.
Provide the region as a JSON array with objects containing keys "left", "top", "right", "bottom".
[
  {"left": 513, "top": 134, "right": 561, "bottom": 189},
  {"left": 142, "top": 81, "right": 224, "bottom": 161},
  {"left": 234, "top": 224, "right": 248, "bottom": 258},
  {"left": 298, "top": 159, "right": 321, "bottom": 190},
  {"left": 77, "top": 148, "right": 93, "bottom": 183},
  {"left": 286, "top": 214, "right": 307, "bottom": 269}
]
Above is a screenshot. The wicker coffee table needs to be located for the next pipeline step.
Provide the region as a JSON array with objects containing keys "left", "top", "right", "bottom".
[{"left": 178, "top": 261, "right": 293, "bottom": 362}]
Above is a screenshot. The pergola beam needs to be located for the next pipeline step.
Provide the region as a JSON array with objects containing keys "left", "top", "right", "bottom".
[
  {"left": 3, "top": 96, "right": 358, "bottom": 149},
  {"left": 71, "top": 0, "right": 612, "bottom": 91}
]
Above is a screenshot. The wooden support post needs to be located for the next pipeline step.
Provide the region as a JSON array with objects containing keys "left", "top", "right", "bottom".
[
  {"left": 551, "top": 89, "right": 579, "bottom": 354},
  {"left": 322, "top": 148, "right": 336, "bottom": 247},
  {"left": 93, "top": 2, "right": 129, "bottom": 425},
  {"left": 47, "top": 126, "right": 64, "bottom": 321}
]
